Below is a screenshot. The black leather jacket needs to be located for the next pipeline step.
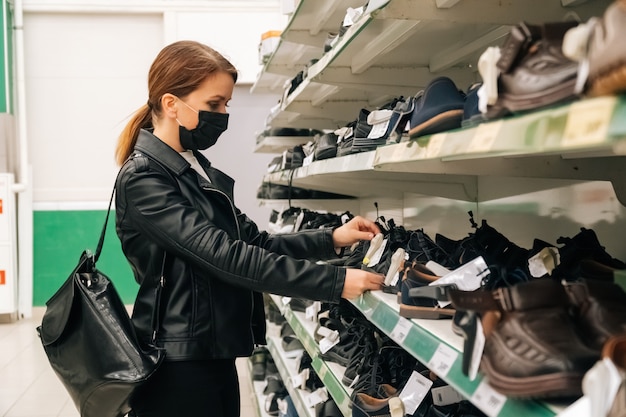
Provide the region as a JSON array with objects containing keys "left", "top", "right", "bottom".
[{"left": 115, "top": 130, "right": 346, "bottom": 360}]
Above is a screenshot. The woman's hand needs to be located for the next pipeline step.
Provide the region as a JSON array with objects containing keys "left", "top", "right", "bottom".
[
  {"left": 341, "top": 268, "right": 384, "bottom": 300},
  {"left": 332, "top": 216, "right": 380, "bottom": 249}
]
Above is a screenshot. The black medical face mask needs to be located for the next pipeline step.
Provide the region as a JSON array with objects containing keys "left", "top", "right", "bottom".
[{"left": 179, "top": 110, "right": 229, "bottom": 151}]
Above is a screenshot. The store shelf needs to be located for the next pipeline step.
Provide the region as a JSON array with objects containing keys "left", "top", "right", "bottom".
[
  {"left": 351, "top": 291, "right": 560, "bottom": 417},
  {"left": 251, "top": 0, "right": 366, "bottom": 95},
  {"left": 263, "top": 95, "right": 626, "bottom": 203},
  {"left": 270, "top": 295, "right": 353, "bottom": 417},
  {"left": 254, "top": 135, "right": 316, "bottom": 154},
  {"left": 260, "top": 0, "right": 612, "bottom": 128}
]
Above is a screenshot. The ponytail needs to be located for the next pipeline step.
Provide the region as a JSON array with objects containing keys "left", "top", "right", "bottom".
[{"left": 115, "top": 104, "right": 152, "bottom": 165}]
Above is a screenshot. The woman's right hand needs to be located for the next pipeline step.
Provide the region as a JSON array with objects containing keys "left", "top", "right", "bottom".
[{"left": 341, "top": 268, "right": 384, "bottom": 300}]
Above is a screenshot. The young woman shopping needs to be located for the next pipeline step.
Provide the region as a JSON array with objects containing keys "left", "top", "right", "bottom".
[{"left": 114, "top": 40, "right": 384, "bottom": 417}]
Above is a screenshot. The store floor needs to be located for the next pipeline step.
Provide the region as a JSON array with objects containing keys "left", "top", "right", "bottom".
[{"left": 0, "top": 307, "right": 256, "bottom": 417}]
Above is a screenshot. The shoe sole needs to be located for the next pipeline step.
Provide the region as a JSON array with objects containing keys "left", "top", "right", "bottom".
[
  {"left": 480, "top": 355, "right": 584, "bottom": 398},
  {"left": 495, "top": 77, "right": 577, "bottom": 113},
  {"left": 589, "top": 62, "right": 626, "bottom": 97},
  {"left": 408, "top": 109, "right": 463, "bottom": 139},
  {"left": 398, "top": 303, "right": 456, "bottom": 319}
]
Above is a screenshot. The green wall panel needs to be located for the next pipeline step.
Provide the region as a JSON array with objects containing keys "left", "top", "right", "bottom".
[{"left": 33, "top": 210, "right": 138, "bottom": 305}]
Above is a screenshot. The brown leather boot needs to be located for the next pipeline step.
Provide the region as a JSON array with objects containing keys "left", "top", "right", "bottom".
[
  {"left": 564, "top": 279, "right": 626, "bottom": 351},
  {"left": 449, "top": 279, "right": 599, "bottom": 398}
]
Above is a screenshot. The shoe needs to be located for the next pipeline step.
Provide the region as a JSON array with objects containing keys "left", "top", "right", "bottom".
[
  {"left": 449, "top": 278, "right": 599, "bottom": 398},
  {"left": 315, "top": 398, "right": 343, "bottom": 417},
  {"left": 250, "top": 346, "right": 269, "bottom": 381},
  {"left": 398, "top": 261, "right": 456, "bottom": 320},
  {"left": 582, "top": 0, "right": 626, "bottom": 96},
  {"left": 281, "top": 335, "right": 305, "bottom": 358},
  {"left": 351, "top": 393, "right": 404, "bottom": 417},
  {"left": 461, "top": 82, "right": 485, "bottom": 128},
  {"left": 488, "top": 21, "right": 580, "bottom": 117},
  {"left": 386, "top": 96, "right": 416, "bottom": 143},
  {"left": 405, "top": 229, "right": 456, "bottom": 268},
  {"left": 408, "top": 77, "right": 466, "bottom": 139},
  {"left": 315, "top": 133, "right": 338, "bottom": 160},
  {"left": 553, "top": 227, "right": 626, "bottom": 281},
  {"left": 564, "top": 279, "right": 626, "bottom": 351}
]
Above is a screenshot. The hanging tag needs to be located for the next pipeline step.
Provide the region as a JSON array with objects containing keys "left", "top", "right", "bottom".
[
  {"left": 316, "top": 326, "right": 339, "bottom": 340},
  {"left": 399, "top": 371, "right": 434, "bottom": 415},
  {"left": 431, "top": 385, "right": 465, "bottom": 406},
  {"left": 528, "top": 246, "right": 560, "bottom": 277},
  {"left": 431, "top": 256, "right": 489, "bottom": 307},
  {"left": 305, "top": 387, "right": 328, "bottom": 408},
  {"left": 306, "top": 302, "right": 321, "bottom": 321},
  {"left": 367, "top": 238, "right": 388, "bottom": 268},
  {"left": 385, "top": 248, "right": 406, "bottom": 286},
  {"left": 282, "top": 296, "right": 292, "bottom": 306},
  {"left": 425, "top": 261, "right": 451, "bottom": 277},
  {"left": 363, "top": 233, "right": 384, "bottom": 266},
  {"left": 468, "top": 318, "right": 485, "bottom": 381},
  {"left": 303, "top": 152, "right": 315, "bottom": 167},
  {"left": 368, "top": 120, "right": 391, "bottom": 139},
  {"left": 319, "top": 333, "right": 340, "bottom": 354},
  {"left": 291, "top": 368, "right": 309, "bottom": 390},
  {"left": 583, "top": 357, "right": 623, "bottom": 417}
]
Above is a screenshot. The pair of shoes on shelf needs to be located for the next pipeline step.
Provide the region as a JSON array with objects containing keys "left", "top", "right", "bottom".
[
  {"left": 315, "top": 398, "right": 342, "bottom": 417},
  {"left": 478, "top": 20, "right": 580, "bottom": 120},
  {"left": 448, "top": 276, "right": 626, "bottom": 399},
  {"left": 264, "top": 375, "right": 289, "bottom": 416},
  {"left": 251, "top": 346, "right": 276, "bottom": 381}
]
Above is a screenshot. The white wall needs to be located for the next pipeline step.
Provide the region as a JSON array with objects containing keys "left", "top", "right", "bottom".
[{"left": 22, "top": 2, "right": 287, "bottom": 209}]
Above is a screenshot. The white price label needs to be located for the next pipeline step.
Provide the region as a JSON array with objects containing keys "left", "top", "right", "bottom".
[
  {"left": 427, "top": 343, "right": 459, "bottom": 378},
  {"left": 305, "top": 387, "right": 328, "bottom": 408},
  {"left": 306, "top": 302, "right": 321, "bottom": 321},
  {"left": 399, "top": 370, "right": 434, "bottom": 415},
  {"left": 470, "top": 380, "right": 506, "bottom": 417},
  {"left": 390, "top": 316, "right": 412, "bottom": 343}
]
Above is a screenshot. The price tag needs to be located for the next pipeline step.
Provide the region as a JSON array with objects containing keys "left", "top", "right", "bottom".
[
  {"left": 365, "top": 238, "right": 388, "bottom": 267},
  {"left": 469, "top": 120, "right": 502, "bottom": 153},
  {"left": 398, "top": 370, "right": 434, "bottom": 415},
  {"left": 305, "top": 387, "right": 328, "bottom": 408},
  {"left": 303, "top": 152, "right": 315, "bottom": 167},
  {"left": 528, "top": 246, "right": 560, "bottom": 277},
  {"left": 319, "top": 335, "right": 340, "bottom": 354},
  {"left": 425, "top": 133, "right": 447, "bottom": 158},
  {"left": 427, "top": 343, "right": 459, "bottom": 378},
  {"left": 306, "top": 302, "right": 321, "bottom": 321},
  {"left": 562, "top": 97, "right": 616, "bottom": 147},
  {"left": 290, "top": 368, "right": 308, "bottom": 389},
  {"left": 390, "top": 316, "right": 412, "bottom": 343},
  {"left": 470, "top": 380, "right": 506, "bottom": 417},
  {"left": 282, "top": 296, "right": 292, "bottom": 306},
  {"left": 368, "top": 120, "right": 390, "bottom": 139}
]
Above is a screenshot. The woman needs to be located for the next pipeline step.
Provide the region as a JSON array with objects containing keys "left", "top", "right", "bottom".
[{"left": 114, "top": 40, "right": 384, "bottom": 417}]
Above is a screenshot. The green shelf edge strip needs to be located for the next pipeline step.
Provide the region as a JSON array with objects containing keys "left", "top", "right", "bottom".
[{"left": 352, "top": 293, "right": 556, "bottom": 417}]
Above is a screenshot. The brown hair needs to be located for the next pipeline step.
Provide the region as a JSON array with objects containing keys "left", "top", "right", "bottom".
[{"left": 115, "top": 40, "right": 238, "bottom": 165}]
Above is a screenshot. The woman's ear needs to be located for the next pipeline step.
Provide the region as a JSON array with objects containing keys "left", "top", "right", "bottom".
[{"left": 160, "top": 93, "right": 178, "bottom": 119}]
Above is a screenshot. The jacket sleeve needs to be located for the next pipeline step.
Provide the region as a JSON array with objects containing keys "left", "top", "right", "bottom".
[
  {"left": 237, "top": 211, "right": 340, "bottom": 261},
  {"left": 117, "top": 164, "right": 346, "bottom": 303}
]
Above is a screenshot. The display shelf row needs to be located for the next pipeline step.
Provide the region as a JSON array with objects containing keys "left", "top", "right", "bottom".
[
  {"left": 266, "top": 288, "right": 565, "bottom": 417},
  {"left": 248, "top": 358, "right": 275, "bottom": 417},
  {"left": 261, "top": 95, "right": 626, "bottom": 204},
  {"left": 254, "top": 0, "right": 611, "bottom": 129},
  {"left": 350, "top": 291, "right": 560, "bottom": 417},
  {"left": 270, "top": 294, "right": 353, "bottom": 417}
]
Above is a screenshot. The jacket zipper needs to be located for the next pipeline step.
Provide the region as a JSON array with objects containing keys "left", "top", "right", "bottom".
[{"left": 201, "top": 184, "right": 255, "bottom": 345}]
